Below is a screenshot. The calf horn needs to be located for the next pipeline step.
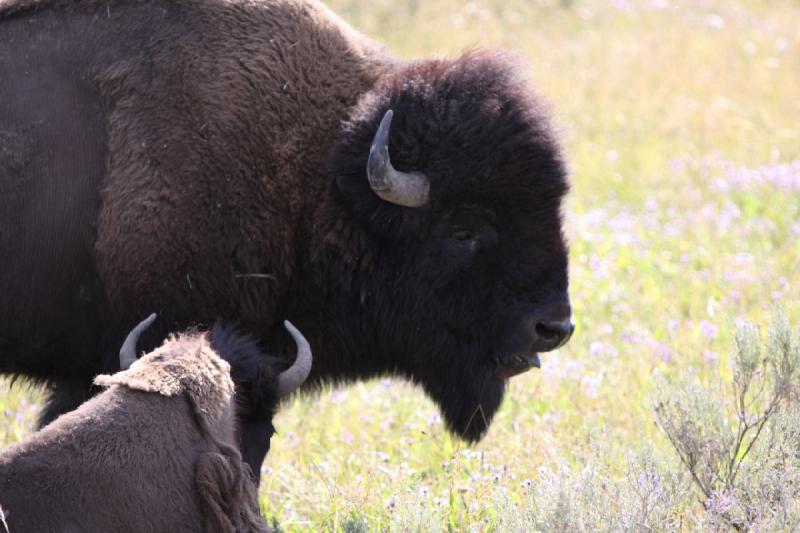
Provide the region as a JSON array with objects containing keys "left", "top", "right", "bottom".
[
  {"left": 367, "top": 109, "right": 430, "bottom": 207},
  {"left": 119, "top": 313, "right": 157, "bottom": 370},
  {"left": 277, "top": 320, "right": 313, "bottom": 396}
]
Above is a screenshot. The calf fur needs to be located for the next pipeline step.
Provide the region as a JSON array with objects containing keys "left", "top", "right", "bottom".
[{"left": 0, "top": 329, "right": 270, "bottom": 533}]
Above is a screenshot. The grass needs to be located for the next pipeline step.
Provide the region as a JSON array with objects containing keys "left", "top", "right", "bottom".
[{"left": 2, "top": 0, "right": 800, "bottom": 530}]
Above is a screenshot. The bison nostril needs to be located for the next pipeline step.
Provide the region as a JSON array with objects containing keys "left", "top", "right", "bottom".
[{"left": 535, "top": 320, "right": 575, "bottom": 347}]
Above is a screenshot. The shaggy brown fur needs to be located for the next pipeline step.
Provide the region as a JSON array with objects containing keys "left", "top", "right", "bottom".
[
  {"left": 0, "top": 0, "right": 392, "bottom": 421},
  {"left": 0, "top": 333, "right": 269, "bottom": 533},
  {"left": 1, "top": 0, "right": 573, "bottom": 476}
]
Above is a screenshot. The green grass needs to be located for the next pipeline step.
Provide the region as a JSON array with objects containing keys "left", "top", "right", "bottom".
[{"left": 3, "top": 0, "right": 800, "bottom": 530}]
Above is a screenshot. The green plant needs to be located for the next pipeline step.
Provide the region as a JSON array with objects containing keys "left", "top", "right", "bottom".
[{"left": 655, "top": 314, "right": 800, "bottom": 531}]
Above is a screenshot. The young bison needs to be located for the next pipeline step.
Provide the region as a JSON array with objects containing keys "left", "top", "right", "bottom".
[{"left": 0, "top": 316, "right": 311, "bottom": 533}]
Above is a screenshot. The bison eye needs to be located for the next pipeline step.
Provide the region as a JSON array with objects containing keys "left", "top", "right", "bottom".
[{"left": 451, "top": 230, "right": 476, "bottom": 242}]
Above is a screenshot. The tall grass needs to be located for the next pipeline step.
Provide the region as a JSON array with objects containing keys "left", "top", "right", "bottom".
[{"left": 2, "top": 0, "right": 799, "bottom": 530}]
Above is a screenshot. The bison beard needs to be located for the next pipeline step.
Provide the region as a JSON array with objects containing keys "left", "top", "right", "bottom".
[
  {"left": 0, "top": 0, "right": 573, "bottom": 475},
  {"left": 422, "top": 358, "right": 506, "bottom": 441}
]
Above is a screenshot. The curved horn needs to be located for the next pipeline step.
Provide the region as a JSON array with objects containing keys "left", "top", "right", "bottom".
[
  {"left": 277, "top": 320, "right": 313, "bottom": 396},
  {"left": 119, "top": 313, "right": 157, "bottom": 370},
  {"left": 367, "top": 109, "right": 430, "bottom": 207}
]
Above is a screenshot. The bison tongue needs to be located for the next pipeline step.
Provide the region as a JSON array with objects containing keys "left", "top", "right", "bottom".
[{"left": 495, "top": 352, "right": 540, "bottom": 379}]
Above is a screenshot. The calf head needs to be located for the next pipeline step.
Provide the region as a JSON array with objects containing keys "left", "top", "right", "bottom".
[
  {"left": 104, "top": 315, "right": 312, "bottom": 484},
  {"left": 96, "top": 313, "right": 236, "bottom": 433},
  {"left": 209, "top": 320, "right": 312, "bottom": 479}
]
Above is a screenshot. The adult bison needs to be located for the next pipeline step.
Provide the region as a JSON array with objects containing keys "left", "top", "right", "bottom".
[{"left": 0, "top": 0, "right": 574, "bottom": 476}]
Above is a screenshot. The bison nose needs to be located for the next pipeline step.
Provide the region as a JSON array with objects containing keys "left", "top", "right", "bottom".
[{"left": 535, "top": 319, "right": 575, "bottom": 350}]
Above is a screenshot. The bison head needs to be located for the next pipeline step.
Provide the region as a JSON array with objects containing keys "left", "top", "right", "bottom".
[{"left": 320, "top": 50, "right": 572, "bottom": 441}]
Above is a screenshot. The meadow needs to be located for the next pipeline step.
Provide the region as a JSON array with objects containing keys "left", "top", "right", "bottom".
[{"left": 2, "top": 0, "right": 799, "bottom": 530}]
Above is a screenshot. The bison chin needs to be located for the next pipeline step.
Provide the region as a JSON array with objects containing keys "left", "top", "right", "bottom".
[{"left": 421, "top": 367, "right": 506, "bottom": 442}]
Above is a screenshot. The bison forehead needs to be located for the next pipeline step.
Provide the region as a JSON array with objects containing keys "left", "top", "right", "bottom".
[{"left": 335, "top": 50, "right": 568, "bottom": 209}]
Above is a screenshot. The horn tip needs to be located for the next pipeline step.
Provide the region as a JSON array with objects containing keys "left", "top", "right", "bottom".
[{"left": 283, "top": 320, "right": 304, "bottom": 341}]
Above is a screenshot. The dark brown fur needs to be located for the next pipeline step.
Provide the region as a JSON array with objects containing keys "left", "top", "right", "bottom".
[
  {"left": 0, "top": 333, "right": 269, "bottom": 533},
  {"left": 0, "top": 0, "right": 572, "bottom": 475}
]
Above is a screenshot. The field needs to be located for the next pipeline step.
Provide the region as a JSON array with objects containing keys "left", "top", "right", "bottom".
[{"left": 2, "top": 0, "right": 800, "bottom": 530}]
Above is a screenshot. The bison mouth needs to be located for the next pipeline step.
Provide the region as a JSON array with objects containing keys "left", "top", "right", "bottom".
[{"left": 494, "top": 352, "right": 541, "bottom": 379}]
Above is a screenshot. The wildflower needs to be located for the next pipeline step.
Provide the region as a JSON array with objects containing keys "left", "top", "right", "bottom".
[
  {"left": 699, "top": 320, "right": 718, "bottom": 340},
  {"left": 582, "top": 374, "right": 603, "bottom": 398},
  {"left": 589, "top": 341, "right": 619, "bottom": 358},
  {"left": 384, "top": 496, "right": 397, "bottom": 511},
  {"left": 652, "top": 342, "right": 673, "bottom": 362},
  {"left": 427, "top": 412, "right": 441, "bottom": 427}
]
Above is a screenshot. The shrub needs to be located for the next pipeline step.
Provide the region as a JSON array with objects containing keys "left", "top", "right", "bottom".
[{"left": 654, "top": 313, "right": 800, "bottom": 531}]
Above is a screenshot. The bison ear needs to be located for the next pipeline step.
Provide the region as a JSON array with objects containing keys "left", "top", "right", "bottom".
[{"left": 194, "top": 450, "right": 269, "bottom": 533}]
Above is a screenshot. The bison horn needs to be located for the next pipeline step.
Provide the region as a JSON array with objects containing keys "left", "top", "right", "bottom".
[
  {"left": 277, "top": 320, "right": 313, "bottom": 396},
  {"left": 119, "top": 313, "right": 157, "bottom": 370},
  {"left": 367, "top": 109, "right": 430, "bottom": 207}
]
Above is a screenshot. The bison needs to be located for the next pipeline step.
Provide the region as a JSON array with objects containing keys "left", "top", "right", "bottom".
[
  {"left": 0, "top": 316, "right": 312, "bottom": 532},
  {"left": 0, "top": 0, "right": 574, "bottom": 477}
]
